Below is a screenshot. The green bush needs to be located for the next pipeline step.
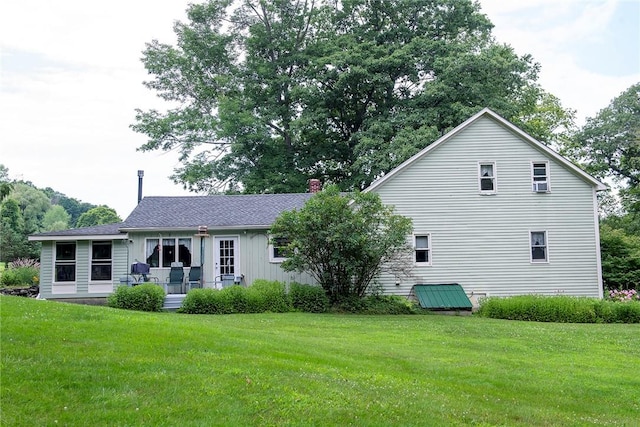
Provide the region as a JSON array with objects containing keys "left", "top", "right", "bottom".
[
  {"left": 179, "top": 288, "right": 234, "bottom": 314},
  {"left": 107, "top": 284, "right": 166, "bottom": 312},
  {"left": 477, "top": 295, "right": 640, "bottom": 323},
  {"left": 180, "top": 282, "right": 424, "bottom": 315},
  {"left": 0, "top": 266, "right": 39, "bottom": 287},
  {"left": 332, "top": 294, "right": 419, "bottom": 314},
  {"left": 226, "top": 285, "right": 251, "bottom": 313},
  {"left": 181, "top": 281, "right": 293, "bottom": 314},
  {"left": 246, "top": 280, "right": 292, "bottom": 313},
  {"left": 289, "top": 282, "right": 330, "bottom": 313}
]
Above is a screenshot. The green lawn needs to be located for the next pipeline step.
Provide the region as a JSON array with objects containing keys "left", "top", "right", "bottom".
[{"left": 1, "top": 296, "right": 639, "bottom": 426}]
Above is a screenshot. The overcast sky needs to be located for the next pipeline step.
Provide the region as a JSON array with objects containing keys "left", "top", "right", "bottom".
[{"left": 1, "top": 0, "right": 638, "bottom": 219}]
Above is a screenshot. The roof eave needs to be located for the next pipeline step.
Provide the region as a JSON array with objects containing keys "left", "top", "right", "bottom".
[
  {"left": 119, "top": 225, "right": 272, "bottom": 232},
  {"left": 29, "top": 234, "right": 129, "bottom": 242}
]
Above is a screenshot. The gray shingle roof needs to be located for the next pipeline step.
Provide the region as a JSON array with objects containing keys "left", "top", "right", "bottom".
[
  {"left": 120, "top": 194, "right": 313, "bottom": 229},
  {"left": 29, "top": 222, "right": 126, "bottom": 239}
]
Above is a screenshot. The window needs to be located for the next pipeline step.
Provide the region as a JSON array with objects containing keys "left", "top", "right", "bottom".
[
  {"left": 478, "top": 162, "right": 496, "bottom": 193},
  {"left": 91, "top": 241, "right": 112, "bottom": 281},
  {"left": 269, "top": 237, "right": 291, "bottom": 262},
  {"left": 530, "top": 231, "right": 548, "bottom": 262},
  {"left": 55, "top": 242, "right": 76, "bottom": 282},
  {"left": 146, "top": 239, "right": 160, "bottom": 267},
  {"left": 532, "top": 161, "right": 549, "bottom": 192},
  {"left": 414, "top": 235, "right": 431, "bottom": 264},
  {"left": 145, "top": 238, "right": 192, "bottom": 267}
]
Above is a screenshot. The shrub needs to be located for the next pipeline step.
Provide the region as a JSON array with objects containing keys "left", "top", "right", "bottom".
[
  {"left": 477, "top": 295, "right": 640, "bottom": 323},
  {"left": 246, "top": 280, "right": 292, "bottom": 313},
  {"left": 289, "top": 282, "right": 330, "bottom": 313},
  {"left": 608, "top": 289, "right": 640, "bottom": 302},
  {"left": 0, "top": 264, "right": 39, "bottom": 287},
  {"left": 332, "top": 294, "right": 419, "bottom": 314},
  {"left": 107, "top": 284, "right": 165, "bottom": 312},
  {"left": 179, "top": 288, "right": 232, "bottom": 314},
  {"left": 180, "top": 282, "right": 292, "bottom": 314}
]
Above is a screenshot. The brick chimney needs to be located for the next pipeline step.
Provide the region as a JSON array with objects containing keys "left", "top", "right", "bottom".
[{"left": 309, "top": 178, "right": 322, "bottom": 193}]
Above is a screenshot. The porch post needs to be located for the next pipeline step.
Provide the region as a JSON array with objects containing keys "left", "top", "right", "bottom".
[{"left": 196, "top": 225, "right": 209, "bottom": 286}]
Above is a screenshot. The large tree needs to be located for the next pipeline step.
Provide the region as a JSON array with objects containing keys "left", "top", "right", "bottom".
[
  {"left": 75, "top": 206, "right": 121, "bottom": 228},
  {"left": 0, "top": 198, "right": 39, "bottom": 262},
  {"left": 565, "top": 83, "right": 640, "bottom": 213},
  {"left": 133, "top": 0, "right": 566, "bottom": 194}
]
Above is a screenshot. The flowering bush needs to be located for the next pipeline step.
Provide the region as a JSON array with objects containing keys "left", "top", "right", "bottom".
[
  {"left": 608, "top": 289, "right": 640, "bottom": 302},
  {"left": 8, "top": 258, "right": 41, "bottom": 269}
]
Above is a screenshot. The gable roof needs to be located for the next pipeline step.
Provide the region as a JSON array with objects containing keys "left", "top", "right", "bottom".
[
  {"left": 119, "top": 193, "right": 314, "bottom": 231},
  {"left": 365, "top": 108, "right": 608, "bottom": 193}
]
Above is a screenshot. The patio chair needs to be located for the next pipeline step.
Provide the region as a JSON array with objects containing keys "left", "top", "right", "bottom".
[
  {"left": 187, "top": 266, "right": 202, "bottom": 291},
  {"left": 165, "top": 266, "right": 185, "bottom": 294}
]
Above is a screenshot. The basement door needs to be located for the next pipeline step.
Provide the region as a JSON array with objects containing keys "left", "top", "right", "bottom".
[{"left": 214, "top": 237, "right": 239, "bottom": 283}]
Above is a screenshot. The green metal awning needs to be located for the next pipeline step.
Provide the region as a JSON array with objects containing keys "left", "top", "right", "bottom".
[{"left": 413, "top": 284, "right": 473, "bottom": 310}]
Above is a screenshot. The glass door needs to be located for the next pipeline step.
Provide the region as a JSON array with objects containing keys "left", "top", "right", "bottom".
[{"left": 214, "top": 237, "right": 239, "bottom": 287}]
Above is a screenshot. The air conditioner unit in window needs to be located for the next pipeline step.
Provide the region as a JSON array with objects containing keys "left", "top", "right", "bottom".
[{"left": 533, "top": 181, "right": 548, "bottom": 192}]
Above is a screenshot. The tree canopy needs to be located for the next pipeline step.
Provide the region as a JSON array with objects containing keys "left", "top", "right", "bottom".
[
  {"left": 133, "top": 0, "right": 568, "bottom": 194},
  {"left": 566, "top": 83, "right": 640, "bottom": 213},
  {"left": 75, "top": 206, "right": 122, "bottom": 228}
]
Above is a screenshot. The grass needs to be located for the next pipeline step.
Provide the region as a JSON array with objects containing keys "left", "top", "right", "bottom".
[{"left": 2, "top": 296, "right": 639, "bottom": 426}]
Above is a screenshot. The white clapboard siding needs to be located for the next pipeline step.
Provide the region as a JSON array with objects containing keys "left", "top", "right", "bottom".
[{"left": 372, "top": 115, "right": 601, "bottom": 298}]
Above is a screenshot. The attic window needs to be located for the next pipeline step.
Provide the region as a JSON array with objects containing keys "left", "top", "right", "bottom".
[
  {"left": 532, "top": 162, "right": 549, "bottom": 192},
  {"left": 478, "top": 162, "right": 496, "bottom": 194}
]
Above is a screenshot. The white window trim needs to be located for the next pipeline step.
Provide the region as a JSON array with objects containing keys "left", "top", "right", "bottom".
[
  {"left": 478, "top": 161, "right": 497, "bottom": 194},
  {"left": 89, "top": 240, "right": 112, "bottom": 283},
  {"left": 529, "top": 230, "right": 549, "bottom": 264},
  {"left": 214, "top": 235, "right": 241, "bottom": 279},
  {"left": 531, "top": 161, "right": 551, "bottom": 193},
  {"left": 414, "top": 233, "right": 432, "bottom": 266},
  {"left": 268, "top": 235, "right": 290, "bottom": 263},
  {"left": 53, "top": 241, "right": 77, "bottom": 284}
]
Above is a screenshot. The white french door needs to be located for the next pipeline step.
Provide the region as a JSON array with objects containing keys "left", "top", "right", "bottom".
[{"left": 214, "top": 237, "right": 239, "bottom": 280}]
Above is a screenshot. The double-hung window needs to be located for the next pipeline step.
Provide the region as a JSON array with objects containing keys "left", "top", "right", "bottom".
[
  {"left": 91, "top": 241, "right": 112, "bottom": 281},
  {"left": 530, "top": 231, "right": 548, "bottom": 263},
  {"left": 55, "top": 242, "right": 76, "bottom": 282},
  {"left": 414, "top": 235, "right": 431, "bottom": 265},
  {"left": 532, "top": 161, "right": 549, "bottom": 192},
  {"left": 478, "top": 162, "right": 496, "bottom": 194}
]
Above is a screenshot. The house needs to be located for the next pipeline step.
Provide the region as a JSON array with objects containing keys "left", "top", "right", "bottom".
[{"left": 29, "top": 108, "right": 606, "bottom": 303}]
